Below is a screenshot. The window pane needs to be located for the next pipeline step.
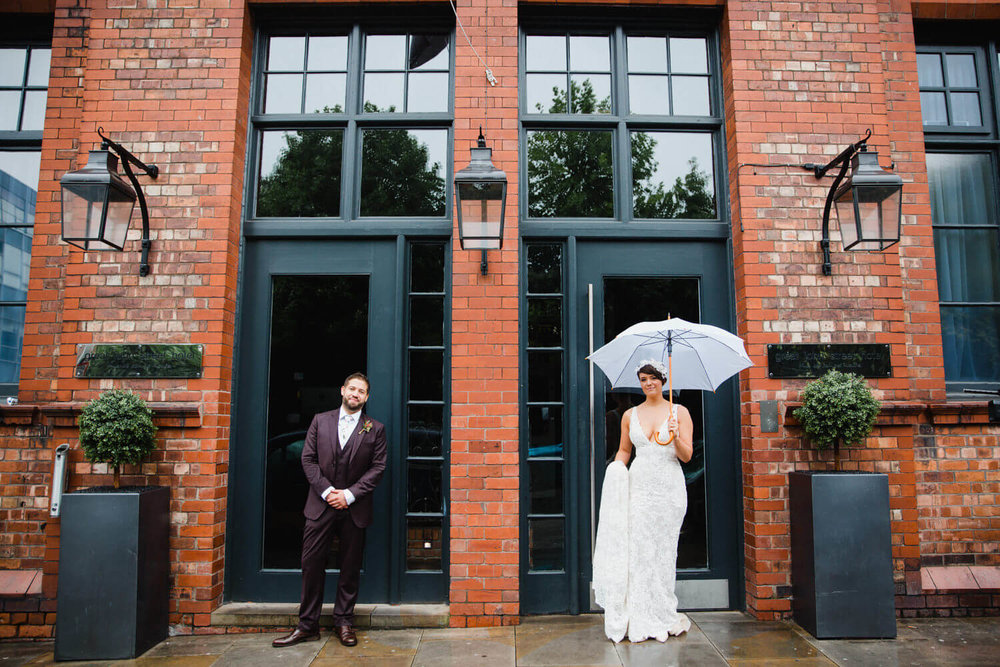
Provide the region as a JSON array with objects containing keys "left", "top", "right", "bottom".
[
  {"left": 528, "top": 518, "right": 563, "bottom": 571},
  {"left": 407, "top": 516, "right": 442, "bottom": 571},
  {"left": 570, "top": 74, "right": 611, "bottom": 114},
  {"left": 307, "top": 36, "right": 347, "bottom": 71},
  {"left": 410, "top": 35, "right": 449, "bottom": 70},
  {"left": 411, "top": 244, "right": 445, "bottom": 292},
  {"left": 569, "top": 36, "right": 610, "bottom": 72},
  {"left": 0, "top": 49, "right": 26, "bottom": 86},
  {"left": 528, "top": 297, "right": 561, "bottom": 348},
  {"left": 527, "top": 405, "right": 563, "bottom": 455},
  {"left": 0, "top": 306, "right": 26, "bottom": 384},
  {"left": 940, "top": 306, "right": 1000, "bottom": 383},
  {"left": 926, "top": 153, "right": 996, "bottom": 227},
  {"left": 360, "top": 129, "right": 447, "bottom": 216},
  {"left": 407, "top": 72, "right": 449, "bottom": 112},
  {"left": 264, "top": 73, "right": 302, "bottom": 114},
  {"left": 410, "top": 296, "right": 444, "bottom": 346},
  {"left": 950, "top": 92, "right": 981, "bottom": 127},
  {"left": 26, "top": 49, "right": 50, "bottom": 86},
  {"left": 409, "top": 349, "right": 443, "bottom": 400},
  {"left": 363, "top": 72, "right": 404, "bottom": 112},
  {"left": 0, "top": 228, "right": 32, "bottom": 300},
  {"left": 933, "top": 228, "right": 1000, "bottom": 302},
  {"left": 917, "top": 52, "right": 943, "bottom": 87},
  {"left": 945, "top": 53, "right": 977, "bottom": 87},
  {"left": 0, "top": 151, "right": 41, "bottom": 224},
  {"left": 627, "top": 37, "right": 666, "bottom": 73},
  {"left": 257, "top": 130, "right": 342, "bottom": 217},
  {"left": 20, "top": 90, "right": 47, "bottom": 131},
  {"left": 526, "top": 35, "right": 565, "bottom": 71},
  {"left": 527, "top": 350, "right": 562, "bottom": 402},
  {"left": 526, "top": 74, "right": 567, "bottom": 114},
  {"left": 304, "top": 73, "right": 345, "bottom": 113},
  {"left": 527, "top": 130, "right": 613, "bottom": 218},
  {"left": 408, "top": 461, "right": 442, "bottom": 512},
  {"left": 408, "top": 404, "right": 443, "bottom": 456},
  {"left": 632, "top": 132, "right": 716, "bottom": 219},
  {"left": 671, "top": 76, "right": 710, "bottom": 115},
  {"left": 530, "top": 460, "right": 563, "bottom": 514},
  {"left": 0, "top": 91, "right": 19, "bottom": 130},
  {"left": 268, "top": 36, "right": 305, "bottom": 71},
  {"left": 920, "top": 91, "right": 947, "bottom": 126},
  {"left": 670, "top": 38, "right": 708, "bottom": 74},
  {"left": 629, "top": 75, "right": 669, "bottom": 115},
  {"left": 526, "top": 244, "right": 561, "bottom": 294},
  {"left": 366, "top": 34, "right": 405, "bottom": 70}
]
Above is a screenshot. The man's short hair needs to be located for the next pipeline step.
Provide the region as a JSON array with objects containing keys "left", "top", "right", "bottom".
[{"left": 343, "top": 372, "right": 370, "bottom": 391}]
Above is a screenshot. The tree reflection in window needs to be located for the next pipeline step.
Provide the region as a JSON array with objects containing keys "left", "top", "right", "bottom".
[
  {"left": 527, "top": 80, "right": 614, "bottom": 218},
  {"left": 360, "top": 121, "right": 446, "bottom": 217},
  {"left": 632, "top": 131, "right": 716, "bottom": 219},
  {"left": 256, "top": 128, "right": 343, "bottom": 217}
]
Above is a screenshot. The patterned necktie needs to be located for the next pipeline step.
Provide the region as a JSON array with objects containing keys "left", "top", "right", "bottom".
[{"left": 339, "top": 416, "right": 352, "bottom": 448}]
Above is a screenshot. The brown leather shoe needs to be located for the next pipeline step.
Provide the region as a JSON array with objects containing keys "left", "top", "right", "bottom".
[
  {"left": 336, "top": 624, "right": 357, "bottom": 647},
  {"left": 272, "top": 628, "right": 320, "bottom": 647}
]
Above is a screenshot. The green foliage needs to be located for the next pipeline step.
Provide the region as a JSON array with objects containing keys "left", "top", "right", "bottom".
[
  {"left": 78, "top": 390, "right": 158, "bottom": 475},
  {"left": 793, "top": 370, "right": 880, "bottom": 450}
]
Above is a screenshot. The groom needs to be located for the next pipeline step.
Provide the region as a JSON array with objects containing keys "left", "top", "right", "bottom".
[{"left": 273, "top": 372, "right": 387, "bottom": 648}]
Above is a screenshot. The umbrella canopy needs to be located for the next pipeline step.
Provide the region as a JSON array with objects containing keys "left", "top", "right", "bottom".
[{"left": 589, "top": 317, "right": 752, "bottom": 391}]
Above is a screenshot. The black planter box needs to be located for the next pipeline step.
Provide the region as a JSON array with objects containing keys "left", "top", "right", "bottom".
[
  {"left": 789, "top": 471, "right": 896, "bottom": 639},
  {"left": 55, "top": 486, "right": 170, "bottom": 661}
]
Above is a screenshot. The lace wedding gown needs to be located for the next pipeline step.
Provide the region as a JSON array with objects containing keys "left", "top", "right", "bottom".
[{"left": 592, "top": 407, "right": 691, "bottom": 643}]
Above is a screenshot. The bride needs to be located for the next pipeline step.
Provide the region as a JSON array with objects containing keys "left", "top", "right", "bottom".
[{"left": 592, "top": 359, "right": 694, "bottom": 643}]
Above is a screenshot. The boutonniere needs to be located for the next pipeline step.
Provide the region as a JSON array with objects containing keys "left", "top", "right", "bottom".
[{"left": 360, "top": 420, "right": 373, "bottom": 434}]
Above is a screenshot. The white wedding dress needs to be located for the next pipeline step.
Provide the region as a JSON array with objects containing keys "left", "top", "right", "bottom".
[{"left": 592, "top": 406, "right": 691, "bottom": 643}]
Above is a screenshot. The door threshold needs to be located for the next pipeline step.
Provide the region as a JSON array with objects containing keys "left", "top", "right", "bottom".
[{"left": 211, "top": 602, "right": 449, "bottom": 629}]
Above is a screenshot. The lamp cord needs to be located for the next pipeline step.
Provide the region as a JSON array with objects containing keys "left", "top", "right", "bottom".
[{"left": 449, "top": 0, "right": 495, "bottom": 139}]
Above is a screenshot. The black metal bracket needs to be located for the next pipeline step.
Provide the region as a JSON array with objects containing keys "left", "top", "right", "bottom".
[
  {"left": 802, "top": 129, "right": 871, "bottom": 276},
  {"left": 97, "top": 127, "right": 159, "bottom": 276},
  {"left": 480, "top": 249, "right": 488, "bottom": 276}
]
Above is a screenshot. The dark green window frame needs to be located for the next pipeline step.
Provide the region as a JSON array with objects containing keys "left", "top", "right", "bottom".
[
  {"left": 917, "top": 32, "right": 1000, "bottom": 393},
  {"left": 518, "top": 13, "right": 726, "bottom": 229},
  {"left": 246, "top": 15, "right": 455, "bottom": 238}
]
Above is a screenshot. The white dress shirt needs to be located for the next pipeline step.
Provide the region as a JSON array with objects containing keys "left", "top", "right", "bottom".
[{"left": 321, "top": 410, "right": 359, "bottom": 505}]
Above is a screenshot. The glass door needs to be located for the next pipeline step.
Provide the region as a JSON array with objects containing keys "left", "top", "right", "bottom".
[
  {"left": 227, "top": 240, "right": 397, "bottom": 602},
  {"left": 578, "top": 240, "right": 741, "bottom": 612}
]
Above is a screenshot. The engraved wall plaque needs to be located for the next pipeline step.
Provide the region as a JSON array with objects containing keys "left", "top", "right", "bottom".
[
  {"left": 767, "top": 344, "right": 891, "bottom": 379},
  {"left": 75, "top": 344, "right": 203, "bottom": 379}
]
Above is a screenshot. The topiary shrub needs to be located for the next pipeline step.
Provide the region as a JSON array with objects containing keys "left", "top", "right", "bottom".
[
  {"left": 793, "top": 369, "right": 880, "bottom": 470},
  {"left": 78, "top": 389, "right": 157, "bottom": 488}
]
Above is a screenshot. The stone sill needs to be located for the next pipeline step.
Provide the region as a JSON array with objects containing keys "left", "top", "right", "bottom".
[
  {"left": 784, "top": 401, "right": 996, "bottom": 427},
  {"left": 210, "top": 602, "right": 449, "bottom": 629},
  {"left": 0, "top": 403, "right": 201, "bottom": 429},
  {"left": 921, "top": 566, "right": 1000, "bottom": 593},
  {"left": 0, "top": 570, "right": 42, "bottom": 598}
]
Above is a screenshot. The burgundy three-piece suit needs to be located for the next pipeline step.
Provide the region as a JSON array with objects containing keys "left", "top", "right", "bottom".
[{"left": 297, "top": 408, "right": 387, "bottom": 631}]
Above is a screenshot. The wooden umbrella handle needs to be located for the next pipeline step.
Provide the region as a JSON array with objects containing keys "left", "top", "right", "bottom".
[{"left": 656, "top": 352, "right": 676, "bottom": 446}]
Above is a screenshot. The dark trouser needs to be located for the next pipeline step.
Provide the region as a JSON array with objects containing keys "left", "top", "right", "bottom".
[{"left": 297, "top": 508, "right": 366, "bottom": 633}]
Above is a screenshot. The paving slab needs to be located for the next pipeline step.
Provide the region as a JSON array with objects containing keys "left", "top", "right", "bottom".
[
  {"left": 413, "top": 627, "right": 515, "bottom": 667},
  {"left": 209, "top": 632, "right": 322, "bottom": 667},
  {"left": 695, "top": 620, "right": 827, "bottom": 662},
  {"left": 141, "top": 634, "right": 238, "bottom": 657},
  {"left": 515, "top": 615, "right": 620, "bottom": 666},
  {"left": 614, "top": 630, "right": 727, "bottom": 667},
  {"left": 317, "top": 629, "right": 421, "bottom": 659}
]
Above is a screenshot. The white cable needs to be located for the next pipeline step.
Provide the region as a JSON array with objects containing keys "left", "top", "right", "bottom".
[{"left": 449, "top": 0, "right": 496, "bottom": 86}]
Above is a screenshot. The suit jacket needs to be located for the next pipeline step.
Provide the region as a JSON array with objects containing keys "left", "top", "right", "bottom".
[{"left": 301, "top": 408, "right": 387, "bottom": 527}]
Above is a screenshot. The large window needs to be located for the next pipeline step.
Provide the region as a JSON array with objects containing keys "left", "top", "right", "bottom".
[
  {"left": 0, "top": 36, "right": 50, "bottom": 395},
  {"left": 918, "top": 39, "right": 1000, "bottom": 389},
  {"left": 521, "top": 22, "right": 722, "bottom": 223},
  {"left": 250, "top": 25, "right": 452, "bottom": 223}
]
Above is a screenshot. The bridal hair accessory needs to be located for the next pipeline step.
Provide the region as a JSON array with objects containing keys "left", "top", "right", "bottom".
[{"left": 636, "top": 359, "right": 668, "bottom": 380}]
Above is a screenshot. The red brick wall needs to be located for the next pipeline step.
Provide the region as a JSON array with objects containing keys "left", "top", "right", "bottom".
[
  {"left": 12, "top": 0, "right": 253, "bottom": 634},
  {"left": 449, "top": 0, "right": 520, "bottom": 628}
]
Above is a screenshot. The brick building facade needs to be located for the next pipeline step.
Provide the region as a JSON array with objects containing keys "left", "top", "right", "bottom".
[{"left": 1, "top": 0, "right": 998, "bottom": 640}]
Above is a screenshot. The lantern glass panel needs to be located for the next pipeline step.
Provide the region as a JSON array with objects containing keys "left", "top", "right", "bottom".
[
  {"left": 103, "top": 184, "right": 137, "bottom": 250},
  {"left": 61, "top": 182, "right": 110, "bottom": 248},
  {"left": 835, "top": 184, "right": 901, "bottom": 251},
  {"left": 457, "top": 181, "right": 504, "bottom": 249}
]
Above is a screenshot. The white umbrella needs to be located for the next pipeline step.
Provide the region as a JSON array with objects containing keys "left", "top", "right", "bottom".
[{"left": 588, "top": 316, "right": 752, "bottom": 394}]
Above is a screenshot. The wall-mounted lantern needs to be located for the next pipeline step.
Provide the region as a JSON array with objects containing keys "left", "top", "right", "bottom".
[
  {"left": 803, "top": 129, "right": 903, "bottom": 275},
  {"left": 454, "top": 129, "right": 507, "bottom": 275},
  {"left": 60, "top": 127, "right": 159, "bottom": 276}
]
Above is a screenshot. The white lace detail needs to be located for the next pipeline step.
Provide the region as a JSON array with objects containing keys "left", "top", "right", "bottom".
[{"left": 592, "top": 406, "right": 690, "bottom": 643}]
